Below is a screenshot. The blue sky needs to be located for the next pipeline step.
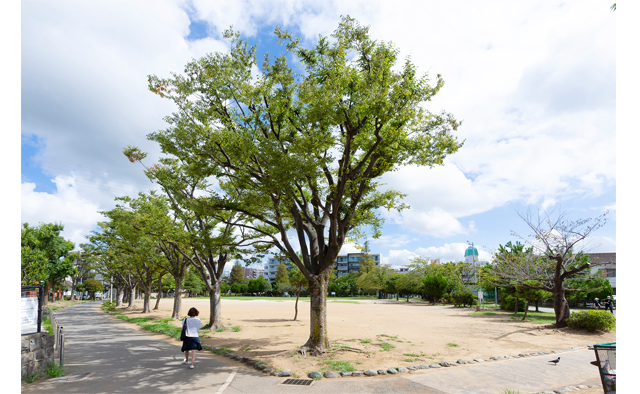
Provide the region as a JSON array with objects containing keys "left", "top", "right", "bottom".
[{"left": 18, "top": 0, "right": 620, "bottom": 268}]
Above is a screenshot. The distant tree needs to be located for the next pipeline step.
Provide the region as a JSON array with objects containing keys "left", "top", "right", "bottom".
[
  {"left": 423, "top": 273, "right": 448, "bottom": 303},
  {"left": 397, "top": 269, "right": 425, "bottom": 302},
  {"left": 71, "top": 248, "right": 97, "bottom": 300},
  {"left": 257, "top": 276, "right": 272, "bottom": 293},
  {"left": 385, "top": 273, "right": 403, "bottom": 301},
  {"left": 276, "top": 263, "right": 290, "bottom": 284},
  {"left": 230, "top": 283, "right": 242, "bottom": 294},
  {"left": 357, "top": 265, "right": 394, "bottom": 298},
  {"left": 515, "top": 281, "right": 552, "bottom": 320},
  {"left": 289, "top": 265, "right": 309, "bottom": 320},
  {"left": 78, "top": 278, "right": 104, "bottom": 300},
  {"left": 358, "top": 240, "right": 376, "bottom": 276},
  {"left": 230, "top": 262, "right": 245, "bottom": 285},
  {"left": 491, "top": 210, "right": 609, "bottom": 327},
  {"left": 184, "top": 269, "right": 206, "bottom": 296}
]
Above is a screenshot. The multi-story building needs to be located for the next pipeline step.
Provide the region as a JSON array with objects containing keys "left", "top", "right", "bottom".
[
  {"left": 587, "top": 252, "right": 616, "bottom": 295},
  {"left": 266, "top": 258, "right": 292, "bottom": 283},
  {"left": 333, "top": 253, "right": 381, "bottom": 277}
]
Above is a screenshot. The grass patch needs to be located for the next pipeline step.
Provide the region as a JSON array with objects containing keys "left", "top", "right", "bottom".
[
  {"left": 128, "top": 317, "right": 154, "bottom": 324},
  {"left": 360, "top": 339, "right": 372, "bottom": 343},
  {"left": 42, "top": 317, "right": 53, "bottom": 335},
  {"left": 232, "top": 325, "right": 241, "bottom": 332},
  {"left": 216, "top": 326, "right": 228, "bottom": 332},
  {"left": 329, "top": 300, "right": 360, "bottom": 304},
  {"left": 403, "top": 358, "right": 414, "bottom": 362},
  {"left": 403, "top": 352, "right": 427, "bottom": 357},
  {"left": 244, "top": 347, "right": 251, "bottom": 351},
  {"left": 22, "top": 371, "right": 42, "bottom": 384},
  {"left": 213, "top": 347, "right": 234, "bottom": 355},
  {"left": 46, "top": 362, "right": 67, "bottom": 378},
  {"left": 324, "top": 360, "right": 357, "bottom": 373},
  {"left": 447, "top": 343, "right": 459, "bottom": 347},
  {"left": 470, "top": 312, "right": 497, "bottom": 316},
  {"left": 379, "top": 342, "right": 395, "bottom": 351}
]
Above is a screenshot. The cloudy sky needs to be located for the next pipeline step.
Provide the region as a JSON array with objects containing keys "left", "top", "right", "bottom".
[{"left": 17, "top": 0, "right": 622, "bottom": 268}]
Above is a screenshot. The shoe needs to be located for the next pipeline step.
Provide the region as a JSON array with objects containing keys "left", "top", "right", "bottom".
[
  {"left": 189, "top": 365, "right": 194, "bottom": 369},
  {"left": 182, "top": 360, "right": 189, "bottom": 364}
]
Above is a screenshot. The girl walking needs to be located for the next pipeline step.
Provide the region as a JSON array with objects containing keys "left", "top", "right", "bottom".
[{"left": 181, "top": 307, "right": 203, "bottom": 369}]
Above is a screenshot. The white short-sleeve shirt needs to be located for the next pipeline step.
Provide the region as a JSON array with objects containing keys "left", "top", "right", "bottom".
[{"left": 183, "top": 317, "right": 202, "bottom": 337}]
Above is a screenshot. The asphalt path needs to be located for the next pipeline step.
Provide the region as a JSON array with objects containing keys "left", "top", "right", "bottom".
[
  {"left": 22, "top": 302, "right": 604, "bottom": 394},
  {"left": 530, "top": 306, "right": 616, "bottom": 317}
]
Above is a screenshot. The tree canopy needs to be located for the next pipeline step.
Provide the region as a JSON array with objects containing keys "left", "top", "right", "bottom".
[{"left": 138, "top": 15, "right": 461, "bottom": 352}]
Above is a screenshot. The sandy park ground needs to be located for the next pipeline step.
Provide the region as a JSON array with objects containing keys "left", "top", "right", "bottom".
[{"left": 104, "top": 296, "right": 615, "bottom": 379}]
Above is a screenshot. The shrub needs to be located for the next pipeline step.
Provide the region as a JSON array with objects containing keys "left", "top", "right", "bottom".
[
  {"left": 101, "top": 300, "right": 116, "bottom": 312},
  {"left": 567, "top": 310, "right": 616, "bottom": 332},
  {"left": 439, "top": 293, "right": 453, "bottom": 304},
  {"left": 452, "top": 290, "right": 475, "bottom": 307},
  {"left": 500, "top": 295, "right": 527, "bottom": 312}
]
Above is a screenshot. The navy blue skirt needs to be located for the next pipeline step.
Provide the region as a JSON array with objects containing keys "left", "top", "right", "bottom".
[{"left": 181, "top": 336, "right": 203, "bottom": 352}]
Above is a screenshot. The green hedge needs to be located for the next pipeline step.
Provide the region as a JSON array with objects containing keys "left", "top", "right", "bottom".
[{"left": 567, "top": 310, "right": 616, "bottom": 332}]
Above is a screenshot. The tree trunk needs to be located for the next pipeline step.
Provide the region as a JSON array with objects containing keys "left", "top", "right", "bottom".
[
  {"left": 208, "top": 281, "right": 222, "bottom": 329},
  {"left": 515, "top": 297, "right": 519, "bottom": 314},
  {"left": 303, "top": 270, "right": 330, "bottom": 353},
  {"left": 171, "top": 276, "right": 184, "bottom": 319},
  {"left": 535, "top": 299, "right": 539, "bottom": 312},
  {"left": 154, "top": 273, "right": 164, "bottom": 310},
  {"left": 116, "top": 288, "right": 124, "bottom": 307},
  {"left": 141, "top": 287, "right": 151, "bottom": 313},
  {"left": 125, "top": 286, "right": 136, "bottom": 310},
  {"left": 294, "top": 288, "right": 301, "bottom": 321},
  {"left": 522, "top": 300, "right": 530, "bottom": 320},
  {"left": 553, "top": 285, "right": 571, "bottom": 328}
]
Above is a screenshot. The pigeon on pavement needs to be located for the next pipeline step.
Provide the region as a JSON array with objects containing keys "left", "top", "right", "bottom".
[{"left": 548, "top": 357, "right": 561, "bottom": 366}]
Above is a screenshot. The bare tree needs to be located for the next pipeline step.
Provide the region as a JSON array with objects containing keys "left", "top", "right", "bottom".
[{"left": 492, "top": 209, "right": 608, "bottom": 327}]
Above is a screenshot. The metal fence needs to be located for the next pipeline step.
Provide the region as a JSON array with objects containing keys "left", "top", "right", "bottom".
[
  {"left": 21, "top": 285, "right": 43, "bottom": 335},
  {"left": 48, "top": 309, "right": 65, "bottom": 367}
]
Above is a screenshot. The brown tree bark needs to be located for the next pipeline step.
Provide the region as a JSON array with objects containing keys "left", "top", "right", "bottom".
[
  {"left": 125, "top": 285, "right": 136, "bottom": 310},
  {"left": 303, "top": 270, "right": 330, "bottom": 352},
  {"left": 154, "top": 273, "right": 164, "bottom": 310},
  {"left": 116, "top": 287, "right": 124, "bottom": 307},
  {"left": 171, "top": 277, "right": 184, "bottom": 319},
  {"left": 207, "top": 281, "right": 222, "bottom": 329},
  {"left": 293, "top": 287, "right": 301, "bottom": 321},
  {"left": 553, "top": 285, "right": 571, "bottom": 328},
  {"left": 522, "top": 300, "right": 530, "bottom": 321}
]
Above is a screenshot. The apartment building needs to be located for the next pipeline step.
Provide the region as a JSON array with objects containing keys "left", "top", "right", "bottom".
[
  {"left": 333, "top": 253, "right": 381, "bottom": 277},
  {"left": 587, "top": 252, "right": 616, "bottom": 295},
  {"left": 266, "top": 258, "right": 292, "bottom": 283}
]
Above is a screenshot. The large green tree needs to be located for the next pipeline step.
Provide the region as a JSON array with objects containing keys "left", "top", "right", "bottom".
[{"left": 142, "top": 17, "right": 461, "bottom": 353}]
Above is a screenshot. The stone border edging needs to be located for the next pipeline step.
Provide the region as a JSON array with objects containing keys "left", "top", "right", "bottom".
[
  {"left": 207, "top": 345, "right": 593, "bottom": 381},
  {"left": 532, "top": 384, "right": 603, "bottom": 394}
]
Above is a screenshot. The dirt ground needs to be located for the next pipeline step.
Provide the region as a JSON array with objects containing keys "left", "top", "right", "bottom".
[{"left": 112, "top": 297, "right": 615, "bottom": 378}]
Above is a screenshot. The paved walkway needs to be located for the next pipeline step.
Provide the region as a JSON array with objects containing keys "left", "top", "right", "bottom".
[{"left": 22, "top": 302, "right": 603, "bottom": 394}]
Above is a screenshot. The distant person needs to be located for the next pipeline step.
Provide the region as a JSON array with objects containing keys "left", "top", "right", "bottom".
[
  {"left": 603, "top": 296, "right": 614, "bottom": 314},
  {"left": 594, "top": 298, "right": 601, "bottom": 310},
  {"left": 181, "top": 307, "right": 203, "bottom": 369}
]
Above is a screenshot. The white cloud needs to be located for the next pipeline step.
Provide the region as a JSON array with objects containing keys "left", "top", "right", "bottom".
[
  {"left": 20, "top": 0, "right": 616, "bottom": 263},
  {"left": 21, "top": 176, "right": 104, "bottom": 247}
]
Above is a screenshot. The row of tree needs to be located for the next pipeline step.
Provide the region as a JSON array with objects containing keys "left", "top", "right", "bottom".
[{"left": 22, "top": 17, "right": 611, "bottom": 357}]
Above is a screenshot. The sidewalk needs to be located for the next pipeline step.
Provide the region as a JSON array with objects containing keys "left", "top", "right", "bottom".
[{"left": 22, "top": 302, "right": 604, "bottom": 394}]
